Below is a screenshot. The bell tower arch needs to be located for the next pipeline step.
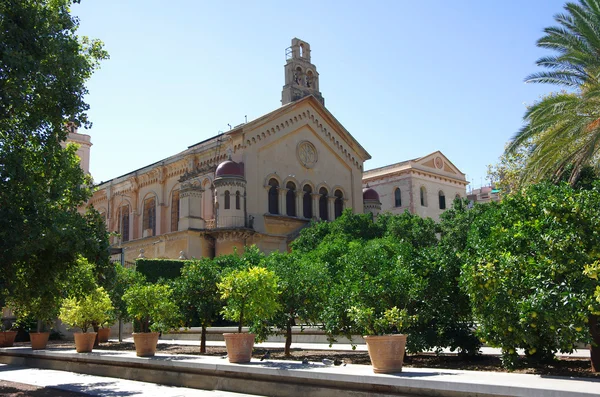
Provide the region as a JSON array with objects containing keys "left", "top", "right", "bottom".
[{"left": 282, "top": 38, "right": 324, "bottom": 106}]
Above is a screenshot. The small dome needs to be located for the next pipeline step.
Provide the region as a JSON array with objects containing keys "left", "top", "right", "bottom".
[
  {"left": 215, "top": 160, "right": 243, "bottom": 178},
  {"left": 363, "top": 187, "right": 380, "bottom": 201}
]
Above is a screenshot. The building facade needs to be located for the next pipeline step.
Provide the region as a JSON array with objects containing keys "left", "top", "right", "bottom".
[
  {"left": 362, "top": 152, "right": 468, "bottom": 222},
  {"left": 76, "top": 38, "right": 468, "bottom": 262}
]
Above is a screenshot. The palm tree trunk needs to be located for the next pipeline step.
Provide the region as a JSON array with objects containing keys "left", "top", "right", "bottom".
[{"left": 589, "top": 314, "right": 600, "bottom": 372}]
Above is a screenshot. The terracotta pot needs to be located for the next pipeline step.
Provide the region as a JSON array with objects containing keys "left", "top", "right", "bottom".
[
  {"left": 364, "top": 334, "right": 407, "bottom": 373},
  {"left": 30, "top": 332, "right": 50, "bottom": 350},
  {"left": 223, "top": 333, "right": 255, "bottom": 363},
  {"left": 74, "top": 332, "right": 97, "bottom": 353},
  {"left": 97, "top": 327, "right": 111, "bottom": 343},
  {"left": 132, "top": 332, "right": 159, "bottom": 357},
  {"left": 0, "top": 331, "right": 17, "bottom": 347}
]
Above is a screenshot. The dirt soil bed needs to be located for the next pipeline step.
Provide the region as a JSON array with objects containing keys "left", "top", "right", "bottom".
[{"left": 27, "top": 340, "right": 599, "bottom": 379}]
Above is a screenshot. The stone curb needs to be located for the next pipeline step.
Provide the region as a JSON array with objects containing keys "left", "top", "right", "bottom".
[{"left": 1, "top": 347, "right": 599, "bottom": 397}]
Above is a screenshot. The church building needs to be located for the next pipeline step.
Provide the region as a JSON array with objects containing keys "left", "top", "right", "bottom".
[{"left": 73, "top": 38, "right": 467, "bottom": 263}]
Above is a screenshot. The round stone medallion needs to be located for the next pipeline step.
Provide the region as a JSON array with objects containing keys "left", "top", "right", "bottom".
[
  {"left": 297, "top": 141, "right": 318, "bottom": 168},
  {"left": 434, "top": 156, "right": 443, "bottom": 169}
]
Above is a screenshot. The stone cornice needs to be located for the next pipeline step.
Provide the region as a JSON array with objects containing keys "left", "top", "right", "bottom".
[
  {"left": 209, "top": 229, "right": 255, "bottom": 242},
  {"left": 363, "top": 169, "right": 468, "bottom": 187}
]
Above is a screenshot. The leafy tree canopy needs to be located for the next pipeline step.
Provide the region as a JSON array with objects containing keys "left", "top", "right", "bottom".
[
  {"left": 462, "top": 182, "right": 600, "bottom": 369},
  {"left": 0, "top": 0, "right": 109, "bottom": 308}
]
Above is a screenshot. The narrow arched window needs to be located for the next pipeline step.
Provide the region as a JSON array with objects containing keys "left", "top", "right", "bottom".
[
  {"left": 170, "top": 190, "right": 179, "bottom": 232},
  {"left": 120, "top": 205, "right": 130, "bottom": 242},
  {"left": 143, "top": 197, "right": 156, "bottom": 236},
  {"left": 224, "top": 190, "right": 230, "bottom": 210},
  {"left": 394, "top": 188, "right": 401, "bottom": 207},
  {"left": 439, "top": 191, "right": 446, "bottom": 210},
  {"left": 303, "top": 185, "right": 312, "bottom": 218},
  {"left": 334, "top": 190, "right": 343, "bottom": 219},
  {"left": 268, "top": 178, "right": 279, "bottom": 214},
  {"left": 286, "top": 181, "right": 296, "bottom": 216},
  {"left": 319, "top": 187, "right": 328, "bottom": 221},
  {"left": 420, "top": 187, "right": 427, "bottom": 207},
  {"left": 236, "top": 191, "right": 241, "bottom": 210}
]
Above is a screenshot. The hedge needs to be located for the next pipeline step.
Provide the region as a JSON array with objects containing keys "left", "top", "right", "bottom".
[{"left": 135, "top": 259, "right": 185, "bottom": 283}]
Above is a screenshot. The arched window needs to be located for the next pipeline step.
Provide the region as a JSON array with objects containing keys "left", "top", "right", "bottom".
[
  {"left": 306, "top": 70, "right": 313, "bottom": 87},
  {"left": 420, "top": 187, "right": 427, "bottom": 207},
  {"left": 334, "top": 190, "right": 343, "bottom": 219},
  {"left": 439, "top": 191, "right": 446, "bottom": 210},
  {"left": 236, "top": 191, "right": 241, "bottom": 210},
  {"left": 120, "top": 205, "right": 130, "bottom": 242},
  {"left": 303, "top": 185, "right": 312, "bottom": 218},
  {"left": 455, "top": 193, "right": 461, "bottom": 201},
  {"left": 286, "top": 181, "right": 296, "bottom": 217},
  {"left": 319, "top": 187, "right": 328, "bottom": 221},
  {"left": 394, "top": 188, "right": 401, "bottom": 207},
  {"left": 143, "top": 196, "right": 156, "bottom": 237},
  {"left": 224, "top": 190, "right": 230, "bottom": 210},
  {"left": 170, "top": 190, "right": 179, "bottom": 232},
  {"left": 268, "top": 178, "right": 279, "bottom": 214}
]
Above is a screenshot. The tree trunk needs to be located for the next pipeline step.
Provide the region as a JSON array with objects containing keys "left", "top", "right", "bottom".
[
  {"left": 285, "top": 322, "right": 292, "bottom": 356},
  {"left": 92, "top": 323, "right": 99, "bottom": 348},
  {"left": 200, "top": 325, "right": 206, "bottom": 354},
  {"left": 36, "top": 319, "right": 42, "bottom": 333},
  {"left": 589, "top": 314, "right": 600, "bottom": 372}
]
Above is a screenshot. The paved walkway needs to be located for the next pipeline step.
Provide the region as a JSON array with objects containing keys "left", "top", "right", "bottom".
[{"left": 0, "top": 363, "right": 264, "bottom": 396}]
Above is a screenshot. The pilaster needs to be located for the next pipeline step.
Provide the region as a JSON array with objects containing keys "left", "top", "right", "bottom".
[{"left": 179, "top": 180, "right": 205, "bottom": 230}]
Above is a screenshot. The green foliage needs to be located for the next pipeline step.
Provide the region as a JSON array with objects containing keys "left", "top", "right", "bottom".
[
  {"left": 507, "top": 0, "right": 600, "bottom": 185},
  {"left": 218, "top": 266, "right": 280, "bottom": 341},
  {"left": 296, "top": 207, "right": 480, "bottom": 355},
  {"left": 348, "top": 306, "right": 408, "bottom": 336},
  {"left": 487, "top": 142, "right": 531, "bottom": 196},
  {"left": 264, "top": 251, "right": 329, "bottom": 354},
  {"left": 320, "top": 237, "right": 424, "bottom": 347},
  {"left": 462, "top": 182, "right": 600, "bottom": 367},
  {"left": 136, "top": 259, "right": 184, "bottom": 283},
  {"left": 0, "top": 0, "right": 110, "bottom": 324},
  {"left": 379, "top": 211, "right": 439, "bottom": 248},
  {"left": 173, "top": 258, "right": 222, "bottom": 328},
  {"left": 59, "top": 287, "right": 113, "bottom": 332},
  {"left": 123, "top": 283, "right": 181, "bottom": 333},
  {"left": 107, "top": 264, "right": 146, "bottom": 322}
]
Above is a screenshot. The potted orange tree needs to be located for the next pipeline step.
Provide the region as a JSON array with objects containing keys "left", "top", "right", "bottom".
[
  {"left": 217, "top": 266, "right": 280, "bottom": 363},
  {"left": 348, "top": 306, "right": 409, "bottom": 373},
  {"left": 123, "top": 283, "right": 180, "bottom": 357},
  {"left": 59, "top": 287, "right": 113, "bottom": 353}
]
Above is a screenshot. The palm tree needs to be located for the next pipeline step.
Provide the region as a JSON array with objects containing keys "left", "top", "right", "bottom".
[{"left": 507, "top": 0, "right": 600, "bottom": 185}]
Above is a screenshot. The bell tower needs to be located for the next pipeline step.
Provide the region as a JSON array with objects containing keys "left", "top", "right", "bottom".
[{"left": 281, "top": 38, "right": 324, "bottom": 106}]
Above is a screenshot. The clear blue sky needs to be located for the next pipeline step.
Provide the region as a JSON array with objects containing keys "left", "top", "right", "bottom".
[{"left": 73, "top": 0, "right": 567, "bottom": 191}]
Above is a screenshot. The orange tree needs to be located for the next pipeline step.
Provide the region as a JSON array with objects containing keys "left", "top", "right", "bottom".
[
  {"left": 264, "top": 250, "right": 330, "bottom": 356},
  {"left": 462, "top": 182, "right": 600, "bottom": 370}
]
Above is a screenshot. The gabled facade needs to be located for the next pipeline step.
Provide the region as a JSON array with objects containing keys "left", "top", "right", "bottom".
[{"left": 361, "top": 151, "right": 468, "bottom": 221}]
